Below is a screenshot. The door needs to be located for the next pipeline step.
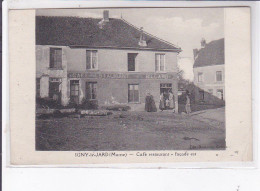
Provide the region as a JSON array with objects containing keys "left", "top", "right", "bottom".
[
  {"left": 160, "top": 83, "right": 172, "bottom": 109},
  {"left": 49, "top": 78, "right": 61, "bottom": 103},
  {"left": 70, "top": 80, "right": 80, "bottom": 104}
]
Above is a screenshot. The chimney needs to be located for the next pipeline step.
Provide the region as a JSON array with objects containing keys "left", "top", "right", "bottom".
[
  {"left": 138, "top": 27, "right": 147, "bottom": 47},
  {"left": 103, "top": 10, "right": 109, "bottom": 22},
  {"left": 201, "top": 38, "right": 206, "bottom": 48}
]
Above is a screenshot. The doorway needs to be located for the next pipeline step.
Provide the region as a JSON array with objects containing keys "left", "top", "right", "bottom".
[
  {"left": 160, "top": 83, "right": 173, "bottom": 110},
  {"left": 49, "top": 78, "right": 62, "bottom": 103},
  {"left": 70, "top": 80, "right": 80, "bottom": 104}
]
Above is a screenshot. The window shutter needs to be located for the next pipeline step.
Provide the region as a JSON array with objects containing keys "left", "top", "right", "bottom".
[
  {"left": 155, "top": 54, "right": 160, "bottom": 72},
  {"left": 86, "top": 83, "right": 91, "bottom": 100},
  {"left": 160, "top": 55, "right": 165, "bottom": 71},
  {"left": 86, "top": 51, "right": 91, "bottom": 69}
]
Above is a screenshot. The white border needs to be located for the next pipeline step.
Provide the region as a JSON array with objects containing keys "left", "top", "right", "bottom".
[{"left": 2, "top": 1, "right": 259, "bottom": 169}]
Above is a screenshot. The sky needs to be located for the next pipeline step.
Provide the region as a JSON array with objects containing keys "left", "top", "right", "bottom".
[{"left": 37, "top": 8, "right": 224, "bottom": 81}]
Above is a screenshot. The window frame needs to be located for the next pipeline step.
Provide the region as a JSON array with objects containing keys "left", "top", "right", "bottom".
[
  {"left": 216, "top": 71, "right": 223, "bottom": 82},
  {"left": 86, "top": 82, "right": 98, "bottom": 100},
  {"left": 127, "top": 53, "right": 138, "bottom": 72},
  {"left": 86, "top": 50, "right": 98, "bottom": 70},
  {"left": 128, "top": 84, "right": 140, "bottom": 103},
  {"left": 198, "top": 72, "right": 203, "bottom": 82},
  {"left": 49, "top": 48, "right": 62, "bottom": 70},
  {"left": 155, "top": 53, "right": 166, "bottom": 72}
]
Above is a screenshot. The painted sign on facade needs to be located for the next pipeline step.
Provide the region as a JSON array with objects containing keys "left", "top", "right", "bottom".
[{"left": 68, "top": 72, "right": 176, "bottom": 79}]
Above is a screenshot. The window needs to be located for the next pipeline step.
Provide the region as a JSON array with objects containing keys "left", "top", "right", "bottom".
[
  {"left": 86, "top": 50, "right": 98, "bottom": 69},
  {"left": 160, "top": 83, "right": 172, "bottom": 94},
  {"left": 70, "top": 80, "right": 80, "bottom": 104},
  {"left": 155, "top": 54, "right": 165, "bottom": 72},
  {"left": 198, "top": 72, "right": 203, "bottom": 82},
  {"left": 217, "top": 89, "right": 224, "bottom": 100},
  {"left": 216, "top": 71, "right": 223, "bottom": 82},
  {"left": 86, "top": 82, "right": 97, "bottom": 100},
  {"left": 128, "top": 84, "right": 139, "bottom": 103},
  {"left": 128, "top": 53, "right": 138, "bottom": 71},
  {"left": 208, "top": 89, "right": 213, "bottom": 94},
  {"left": 36, "top": 78, "right": 40, "bottom": 97},
  {"left": 50, "top": 48, "right": 62, "bottom": 69},
  {"left": 199, "top": 90, "right": 204, "bottom": 100}
]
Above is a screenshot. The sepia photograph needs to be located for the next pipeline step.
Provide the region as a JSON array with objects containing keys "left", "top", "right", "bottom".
[{"left": 35, "top": 8, "right": 226, "bottom": 151}]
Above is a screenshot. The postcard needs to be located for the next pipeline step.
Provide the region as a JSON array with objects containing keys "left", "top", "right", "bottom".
[{"left": 8, "top": 7, "right": 252, "bottom": 165}]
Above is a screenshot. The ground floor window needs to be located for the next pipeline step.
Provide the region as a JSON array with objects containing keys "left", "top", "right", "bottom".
[
  {"left": 217, "top": 89, "right": 224, "bottom": 100},
  {"left": 36, "top": 78, "right": 40, "bottom": 97},
  {"left": 199, "top": 90, "right": 204, "bottom": 100},
  {"left": 70, "top": 80, "right": 80, "bottom": 104},
  {"left": 128, "top": 84, "right": 139, "bottom": 103},
  {"left": 49, "top": 78, "right": 62, "bottom": 102},
  {"left": 86, "top": 82, "right": 97, "bottom": 100}
]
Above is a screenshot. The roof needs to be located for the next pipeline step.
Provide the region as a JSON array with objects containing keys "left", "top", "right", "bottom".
[
  {"left": 36, "top": 16, "right": 181, "bottom": 52},
  {"left": 193, "top": 38, "right": 224, "bottom": 68}
]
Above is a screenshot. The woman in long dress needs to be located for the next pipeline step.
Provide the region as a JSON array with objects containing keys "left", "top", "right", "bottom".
[
  {"left": 159, "top": 93, "right": 165, "bottom": 111},
  {"left": 168, "top": 91, "right": 175, "bottom": 112},
  {"left": 185, "top": 94, "right": 191, "bottom": 115}
]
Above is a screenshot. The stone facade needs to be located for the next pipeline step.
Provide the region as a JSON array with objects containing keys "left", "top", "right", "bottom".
[
  {"left": 36, "top": 45, "right": 179, "bottom": 111},
  {"left": 193, "top": 64, "right": 225, "bottom": 105}
]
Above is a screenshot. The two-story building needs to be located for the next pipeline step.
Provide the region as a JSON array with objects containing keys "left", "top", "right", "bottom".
[
  {"left": 193, "top": 38, "right": 225, "bottom": 105},
  {"left": 36, "top": 10, "right": 182, "bottom": 111}
]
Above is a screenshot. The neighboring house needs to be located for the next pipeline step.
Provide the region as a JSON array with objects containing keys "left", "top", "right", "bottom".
[
  {"left": 36, "top": 10, "right": 182, "bottom": 111},
  {"left": 193, "top": 38, "right": 225, "bottom": 105}
]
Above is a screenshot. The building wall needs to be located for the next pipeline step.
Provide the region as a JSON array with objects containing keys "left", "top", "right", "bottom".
[
  {"left": 36, "top": 45, "right": 179, "bottom": 111},
  {"left": 193, "top": 64, "right": 225, "bottom": 104},
  {"left": 36, "top": 45, "right": 69, "bottom": 105},
  {"left": 66, "top": 77, "right": 178, "bottom": 111},
  {"left": 66, "top": 48, "right": 178, "bottom": 73}
]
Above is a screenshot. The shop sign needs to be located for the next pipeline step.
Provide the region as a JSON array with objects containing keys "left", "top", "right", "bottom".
[{"left": 68, "top": 72, "right": 175, "bottom": 79}]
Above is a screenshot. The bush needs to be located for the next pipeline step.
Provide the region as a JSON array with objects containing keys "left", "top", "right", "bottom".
[
  {"left": 104, "top": 105, "right": 131, "bottom": 111},
  {"left": 36, "top": 97, "right": 61, "bottom": 109},
  {"left": 78, "top": 98, "right": 99, "bottom": 110}
]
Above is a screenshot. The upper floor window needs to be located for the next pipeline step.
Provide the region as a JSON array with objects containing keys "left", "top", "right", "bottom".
[
  {"left": 50, "top": 48, "right": 62, "bottom": 69},
  {"left": 86, "top": 50, "right": 98, "bottom": 70},
  {"left": 128, "top": 53, "right": 138, "bottom": 71},
  {"left": 216, "top": 71, "right": 223, "bottom": 82},
  {"left": 198, "top": 72, "right": 203, "bottom": 82},
  {"left": 155, "top": 54, "right": 165, "bottom": 72}
]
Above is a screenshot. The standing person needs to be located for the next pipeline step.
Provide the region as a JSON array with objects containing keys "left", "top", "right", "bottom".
[
  {"left": 145, "top": 92, "right": 152, "bottom": 112},
  {"left": 159, "top": 92, "right": 165, "bottom": 111},
  {"left": 150, "top": 94, "right": 157, "bottom": 112},
  {"left": 185, "top": 91, "right": 191, "bottom": 115},
  {"left": 145, "top": 92, "right": 157, "bottom": 112},
  {"left": 168, "top": 90, "right": 175, "bottom": 113}
]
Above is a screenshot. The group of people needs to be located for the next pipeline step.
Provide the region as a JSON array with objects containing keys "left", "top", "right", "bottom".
[
  {"left": 145, "top": 90, "right": 191, "bottom": 115},
  {"left": 159, "top": 90, "right": 175, "bottom": 112}
]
